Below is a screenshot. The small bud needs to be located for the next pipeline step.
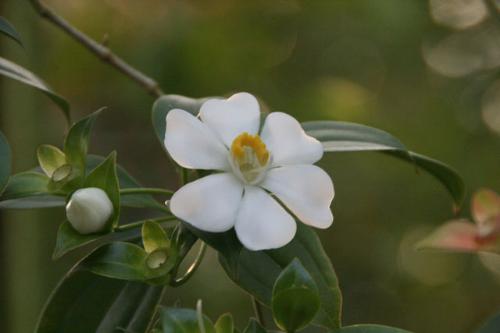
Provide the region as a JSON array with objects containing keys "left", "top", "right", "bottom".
[{"left": 66, "top": 187, "right": 113, "bottom": 234}]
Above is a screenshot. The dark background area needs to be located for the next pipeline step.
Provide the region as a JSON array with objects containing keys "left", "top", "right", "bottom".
[{"left": 1, "top": 1, "right": 500, "bottom": 332}]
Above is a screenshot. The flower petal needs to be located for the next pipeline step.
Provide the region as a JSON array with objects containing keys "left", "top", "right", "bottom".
[
  {"left": 472, "top": 188, "right": 500, "bottom": 226},
  {"left": 261, "top": 165, "right": 334, "bottom": 229},
  {"left": 235, "top": 186, "right": 296, "bottom": 251},
  {"left": 261, "top": 112, "right": 323, "bottom": 166},
  {"left": 199, "top": 92, "right": 261, "bottom": 147},
  {"left": 416, "top": 220, "right": 482, "bottom": 252},
  {"left": 164, "top": 109, "right": 229, "bottom": 170},
  {"left": 169, "top": 173, "right": 243, "bottom": 232}
]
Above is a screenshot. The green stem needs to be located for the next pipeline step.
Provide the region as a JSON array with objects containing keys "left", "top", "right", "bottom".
[
  {"left": 170, "top": 242, "right": 207, "bottom": 287},
  {"left": 120, "top": 188, "right": 174, "bottom": 196},
  {"left": 252, "top": 297, "right": 266, "bottom": 327},
  {"left": 114, "top": 216, "right": 177, "bottom": 231},
  {"left": 181, "top": 168, "right": 189, "bottom": 185}
]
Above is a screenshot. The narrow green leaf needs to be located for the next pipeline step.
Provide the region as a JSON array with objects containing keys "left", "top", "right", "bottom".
[
  {"left": 160, "top": 308, "right": 216, "bottom": 333},
  {"left": 215, "top": 313, "right": 234, "bottom": 333},
  {"left": 64, "top": 110, "right": 102, "bottom": 177},
  {"left": 143, "top": 220, "right": 170, "bottom": 254},
  {"left": 338, "top": 324, "right": 413, "bottom": 332},
  {"left": 53, "top": 218, "right": 177, "bottom": 260},
  {"left": 84, "top": 152, "right": 120, "bottom": 229},
  {"left": 37, "top": 144, "right": 66, "bottom": 177},
  {"left": 0, "top": 171, "right": 51, "bottom": 201},
  {"left": 0, "top": 155, "right": 162, "bottom": 210},
  {"left": 0, "top": 17, "right": 23, "bottom": 46},
  {"left": 272, "top": 259, "right": 320, "bottom": 332},
  {"left": 303, "top": 120, "right": 465, "bottom": 207},
  {"left": 243, "top": 319, "right": 267, "bottom": 333},
  {"left": 0, "top": 56, "right": 70, "bottom": 123},
  {"left": 152, "top": 95, "right": 210, "bottom": 146},
  {"left": 0, "top": 131, "right": 11, "bottom": 194},
  {"left": 212, "top": 224, "right": 342, "bottom": 330},
  {"left": 53, "top": 221, "right": 102, "bottom": 260},
  {"left": 35, "top": 260, "right": 164, "bottom": 333},
  {"left": 88, "top": 154, "right": 163, "bottom": 210},
  {"left": 82, "top": 242, "right": 152, "bottom": 281}
]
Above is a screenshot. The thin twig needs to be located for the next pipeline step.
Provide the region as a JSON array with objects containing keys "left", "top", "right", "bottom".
[
  {"left": 29, "top": 0, "right": 164, "bottom": 97},
  {"left": 120, "top": 187, "right": 174, "bottom": 196},
  {"left": 115, "top": 216, "right": 177, "bottom": 231}
]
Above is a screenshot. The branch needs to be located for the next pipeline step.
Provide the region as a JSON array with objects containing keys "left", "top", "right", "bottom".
[{"left": 29, "top": 0, "right": 164, "bottom": 97}]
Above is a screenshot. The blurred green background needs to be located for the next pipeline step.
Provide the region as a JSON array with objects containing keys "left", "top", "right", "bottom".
[{"left": 1, "top": 0, "right": 500, "bottom": 332}]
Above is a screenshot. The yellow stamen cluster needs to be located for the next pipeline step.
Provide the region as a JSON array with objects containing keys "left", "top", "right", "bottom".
[{"left": 231, "top": 132, "right": 269, "bottom": 167}]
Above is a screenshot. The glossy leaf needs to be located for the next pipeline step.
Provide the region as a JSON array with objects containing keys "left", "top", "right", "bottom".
[
  {"left": 84, "top": 152, "right": 120, "bottom": 229},
  {"left": 53, "top": 221, "right": 102, "bottom": 260},
  {"left": 64, "top": 110, "right": 102, "bottom": 178},
  {"left": 272, "top": 259, "right": 320, "bottom": 332},
  {"left": 152, "top": 95, "right": 209, "bottom": 147},
  {"left": 143, "top": 220, "right": 170, "bottom": 254},
  {"left": 37, "top": 144, "right": 66, "bottom": 177},
  {"left": 35, "top": 262, "right": 163, "bottom": 333},
  {"left": 53, "top": 218, "right": 177, "bottom": 260},
  {"left": 0, "top": 131, "right": 11, "bottom": 194},
  {"left": 0, "top": 170, "right": 61, "bottom": 209},
  {"left": 82, "top": 242, "right": 152, "bottom": 281},
  {"left": 243, "top": 319, "right": 267, "bottom": 333},
  {"left": 215, "top": 313, "right": 234, "bottom": 333},
  {"left": 302, "top": 120, "right": 465, "bottom": 207},
  {"left": 88, "top": 155, "right": 163, "bottom": 210},
  {"left": 160, "top": 307, "right": 216, "bottom": 333},
  {"left": 0, "top": 155, "right": 161, "bottom": 210},
  {"left": 0, "top": 56, "right": 70, "bottom": 123},
  {"left": 214, "top": 224, "right": 341, "bottom": 330},
  {"left": 338, "top": 324, "right": 413, "bottom": 332},
  {"left": 0, "top": 17, "right": 22, "bottom": 46}
]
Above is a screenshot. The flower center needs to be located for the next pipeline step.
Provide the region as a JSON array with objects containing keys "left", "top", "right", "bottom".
[{"left": 230, "top": 132, "right": 270, "bottom": 184}]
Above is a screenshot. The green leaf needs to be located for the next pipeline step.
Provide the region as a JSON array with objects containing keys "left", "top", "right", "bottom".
[
  {"left": 37, "top": 144, "right": 66, "bottom": 177},
  {"left": 303, "top": 120, "right": 465, "bottom": 207},
  {"left": 64, "top": 110, "right": 102, "bottom": 178},
  {"left": 84, "top": 152, "right": 120, "bottom": 229},
  {"left": 143, "top": 220, "right": 170, "bottom": 254},
  {"left": 160, "top": 308, "right": 216, "bottom": 333},
  {"left": 0, "top": 56, "right": 70, "bottom": 123},
  {"left": 53, "top": 220, "right": 102, "bottom": 260},
  {"left": 214, "top": 224, "right": 341, "bottom": 330},
  {"left": 0, "top": 17, "right": 22, "bottom": 46},
  {"left": 152, "top": 95, "right": 209, "bottom": 146},
  {"left": 35, "top": 260, "right": 164, "bottom": 333},
  {"left": 52, "top": 219, "right": 177, "bottom": 260},
  {"left": 82, "top": 242, "right": 152, "bottom": 281},
  {"left": 272, "top": 258, "right": 320, "bottom": 332},
  {"left": 338, "top": 324, "right": 413, "bottom": 333},
  {"left": 0, "top": 169, "right": 63, "bottom": 209},
  {"left": 0, "top": 131, "right": 11, "bottom": 194},
  {"left": 88, "top": 155, "right": 163, "bottom": 210},
  {"left": 215, "top": 313, "right": 234, "bottom": 333},
  {"left": 243, "top": 319, "right": 267, "bottom": 333},
  {"left": 0, "top": 155, "right": 162, "bottom": 210}
]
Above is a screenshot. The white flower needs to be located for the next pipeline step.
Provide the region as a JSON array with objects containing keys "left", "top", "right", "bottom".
[
  {"left": 66, "top": 187, "right": 114, "bottom": 234},
  {"left": 164, "top": 92, "right": 334, "bottom": 251}
]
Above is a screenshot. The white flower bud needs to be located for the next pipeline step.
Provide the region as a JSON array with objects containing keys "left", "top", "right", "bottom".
[{"left": 66, "top": 187, "right": 114, "bottom": 234}]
